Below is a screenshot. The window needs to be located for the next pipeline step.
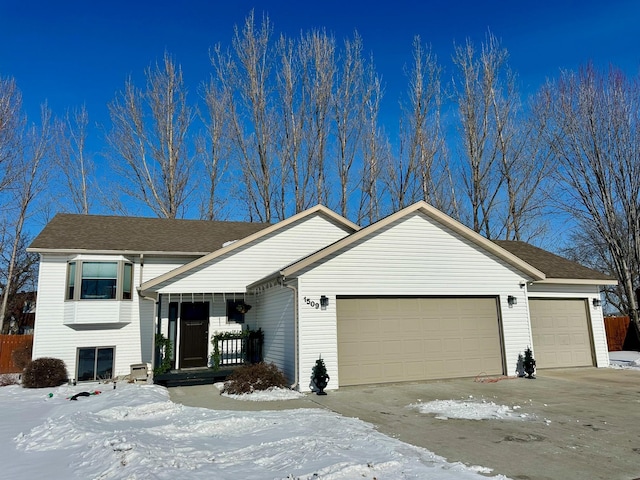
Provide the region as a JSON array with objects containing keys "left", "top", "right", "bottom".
[
  {"left": 66, "top": 262, "right": 76, "bottom": 300},
  {"left": 77, "top": 347, "right": 114, "bottom": 382},
  {"left": 66, "top": 259, "right": 133, "bottom": 301},
  {"left": 123, "top": 263, "right": 133, "bottom": 300},
  {"left": 81, "top": 262, "right": 117, "bottom": 299}
]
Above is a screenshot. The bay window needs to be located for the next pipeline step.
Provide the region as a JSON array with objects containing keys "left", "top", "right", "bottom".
[{"left": 66, "top": 258, "right": 134, "bottom": 301}]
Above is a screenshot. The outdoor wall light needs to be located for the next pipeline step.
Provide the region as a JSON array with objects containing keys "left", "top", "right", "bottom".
[
  {"left": 320, "top": 295, "right": 329, "bottom": 310},
  {"left": 592, "top": 298, "right": 602, "bottom": 307},
  {"left": 507, "top": 295, "right": 517, "bottom": 307}
]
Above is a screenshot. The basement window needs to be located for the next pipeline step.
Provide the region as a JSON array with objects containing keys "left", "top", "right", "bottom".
[{"left": 76, "top": 346, "right": 115, "bottom": 382}]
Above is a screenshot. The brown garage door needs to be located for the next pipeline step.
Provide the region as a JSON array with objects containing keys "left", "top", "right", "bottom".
[
  {"left": 337, "top": 297, "right": 504, "bottom": 386},
  {"left": 529, "top": 299, "right": 593, "bottom": 368}
]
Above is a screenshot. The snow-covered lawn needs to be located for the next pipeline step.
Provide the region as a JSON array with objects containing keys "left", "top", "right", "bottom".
[
  {"left": 608, "top": 350, "right": 640, "bottom": 369},
  {"left": 2, "top": 351, "right": 638, "bottom": 479},
  {"left": 0, "top": 382, "right": 509, "bottom": 480}
]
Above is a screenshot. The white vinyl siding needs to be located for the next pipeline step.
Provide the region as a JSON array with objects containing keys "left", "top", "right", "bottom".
[
  {"left": 293, "top": 212, "right": 531, "bottom": 389},
  {"left": 254, "top": 285, "right": 296, "bottom": 383},
  {"left": 154, "top": 214, "right": 352, "bottom": 294}
]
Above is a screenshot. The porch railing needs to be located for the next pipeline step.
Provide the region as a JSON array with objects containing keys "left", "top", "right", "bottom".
[{"left": 213, "top": 329, "right": 263, "bottom": 369}]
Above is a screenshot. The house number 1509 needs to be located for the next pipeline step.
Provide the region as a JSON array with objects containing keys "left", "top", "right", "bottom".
[{"left": 303, "top": 297, "right": 320, "bottom": 309}]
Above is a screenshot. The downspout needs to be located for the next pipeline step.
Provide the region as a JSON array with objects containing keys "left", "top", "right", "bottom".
[
  {"left": 282, "top": 277, "right": 299, "bottom": 391},
  {"left": 137, "top": 253, "right": 160, "bottom": 381}
]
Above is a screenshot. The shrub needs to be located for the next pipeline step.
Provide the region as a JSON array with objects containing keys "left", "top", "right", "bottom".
[
  {"left": 11, "top": 343, "right": 32, "bottom": 371},
  {"left": 22, "top": 357, "right": 68, "bottom": 388},
  {"left": 222, "top": 362, "right": 288, "bottom": 395},
  {"left": 0, "top": 374, "right": 20, "bottom": 387}
]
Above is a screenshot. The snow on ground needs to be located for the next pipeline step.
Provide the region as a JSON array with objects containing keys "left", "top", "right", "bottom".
[
  {"left": 410, "top": 396, "right": 534, "bottom": 421},
  {"left": 608, "top": 350, "right": 640, "bottom": 369},
  {"left": 214, "top": 382, "right": 307, "bottom": 401},
  {"left": 0, "top": 382, "right": 510, "bottom": 480},
  {"left": 1, "top": 352, "right": 638, "bottom": 478}
]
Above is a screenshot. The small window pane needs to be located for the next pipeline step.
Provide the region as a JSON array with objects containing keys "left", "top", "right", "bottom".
[
  {"left": 77, "top": 348, "right": 96, "bottom": 381},
  {"left": 123, "top": 263, "right": 132, "bottom": 300},
  {"left": 82, "top": 262, "right": 117, "bottom": 278},
  {"left": 67, "top": 262, "right": 76, "bottom": 300},
  {"left": 96, "top": 348, "right": 114, "bottom": 379}
]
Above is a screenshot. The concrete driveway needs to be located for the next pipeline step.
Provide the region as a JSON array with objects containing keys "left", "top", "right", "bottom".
[{"left": 169, "top": 368, "right": 640, "bottom": 480}]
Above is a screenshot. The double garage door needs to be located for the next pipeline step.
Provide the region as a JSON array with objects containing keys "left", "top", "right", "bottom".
[
  {"left": 337, "top": 297, "right": 504, "bottom": 386},
  {"left": 529, "top": 299, "right": 594, "bottom": 369}
]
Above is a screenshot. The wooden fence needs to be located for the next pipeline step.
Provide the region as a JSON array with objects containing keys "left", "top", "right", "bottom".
[
  {"left": 0, "top": 335, "right": 33, "bottom": 374},
  {"left": 604, "top": 316, "right": 629, "bottom": 352}
]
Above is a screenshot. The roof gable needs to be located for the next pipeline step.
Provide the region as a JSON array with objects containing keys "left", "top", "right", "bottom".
[
  {"left": 250, "top": 201, "right": 547, "bottom": 288},
  {"left": 139, "top": 205, "right": 359, "bottom": 294},
  {"left": 28, "top": 214, "right": 270, "bottom": 255}
]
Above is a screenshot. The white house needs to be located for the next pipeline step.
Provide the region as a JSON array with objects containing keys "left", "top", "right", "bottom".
[{"left": 28, "top": 201, "right": 616, "bottom": 389}]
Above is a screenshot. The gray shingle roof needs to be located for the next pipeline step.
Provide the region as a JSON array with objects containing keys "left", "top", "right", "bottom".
[
  {"left": 28, "top": 214, "right": 271, "bottom": 254},
  {"left": 493, "top": 240, "right": 615, "bottom": 281}
]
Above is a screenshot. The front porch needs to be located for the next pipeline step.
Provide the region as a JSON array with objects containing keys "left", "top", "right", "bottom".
[{"left": 152, "top": 292, "right": 263, "bottom": 387}]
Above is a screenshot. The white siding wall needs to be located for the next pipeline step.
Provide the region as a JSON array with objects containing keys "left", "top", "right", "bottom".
[
  {"left": 32, "top": 253, "right": 197, "bottom": 380},
  {"left": 254, "top": 285, "right": 296, "bottom": 384},
  {"left": 155, "top": 214, "right": 352, "bottom": 293},
  {"left": 527, "top": 283, "right": 609, "bottom": 367},
  {"left": 293, "top": 212, "right": 532, "bottom": 389}
]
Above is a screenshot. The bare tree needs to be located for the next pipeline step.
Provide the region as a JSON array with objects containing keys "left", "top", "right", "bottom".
[
  {"left": 452, "top": 32, "right": 507, "bottom": 238},
  {"left": 356, "top": 58, "right": 385, "bottom": 225},
  {"left": 0, "top": 105, "right": 51, "bottom": 334},
  {"left": 384, "top": 37, "right": 444, "bottom": 212},
  {"left": 53, "top": 105, "right": 93, "bottom": 214},
  {"left": 275, "top": 33, "right": 311, "bottom": 216},
  {"left": 0, "top": 76, "right": 22, "bottom": 193},
  {"left": 107, "top": 52, "right": 195, "bottom": 218},
  {"left": 199, "top": 79, "right": 230, "bottom": 220},
  {"left": 333, "top": 32, "right": 367, "bottom": 218},
  {"left": 543, "top": 64, "right": 640, "bottom": 329},
  {"left": 210, "top": 12, "right": 277, "bottom": 222},
  {"left": 300, "top": 29, "right": 335, "bottom": 208}
]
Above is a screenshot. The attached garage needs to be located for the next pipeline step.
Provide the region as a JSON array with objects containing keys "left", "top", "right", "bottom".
[
  {"left": 337, "top": 297, "right": 504, "bottom": 386},
  {"left": 529, "top": 298, "right": 594, "bottom": 368}
]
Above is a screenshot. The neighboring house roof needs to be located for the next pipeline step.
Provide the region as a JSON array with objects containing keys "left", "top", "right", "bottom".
[
  {"left": 249, "top": 201, "right": 549, "bottom": 289},
  {"left": 139, "top": 204, "right": 360, "bottom": 294},
  {"left": 494, "top": 240, "right": 617, "bottom": 285},
  {"left": 27, "top": 214, "right": 271, "bottom": 255}
]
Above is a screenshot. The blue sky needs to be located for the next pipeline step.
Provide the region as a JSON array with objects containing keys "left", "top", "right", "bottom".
[{"left": 2, "top": 0, "right": 639, "bottom": 127}]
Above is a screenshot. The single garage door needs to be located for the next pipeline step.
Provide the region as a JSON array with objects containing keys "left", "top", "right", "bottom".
[
  {"left": 337, "top": 297, "right": 504, "bottom": 386},
  {"left": 529, "top": 299, "right": 594, "bottom": 368}
]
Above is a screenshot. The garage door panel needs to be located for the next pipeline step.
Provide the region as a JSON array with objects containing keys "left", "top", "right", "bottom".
[
  {"left": 337, "top": 297, "right": 503, "bottom": 386},
  {"left": 529, "top": 299, "right": 593, "bottom": 369}
]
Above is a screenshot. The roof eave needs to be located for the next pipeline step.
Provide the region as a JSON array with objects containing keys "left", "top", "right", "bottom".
[
  {"left": 533, "top": 278, "right": 619, "bottom": 286},
  {"left": 27, "top": 248, "right": 210, "bottom": 256}
]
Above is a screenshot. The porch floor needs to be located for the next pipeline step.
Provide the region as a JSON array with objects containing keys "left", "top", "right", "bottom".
[{"left": 154, "top": 367, "right": 239, "bottom": 388}]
